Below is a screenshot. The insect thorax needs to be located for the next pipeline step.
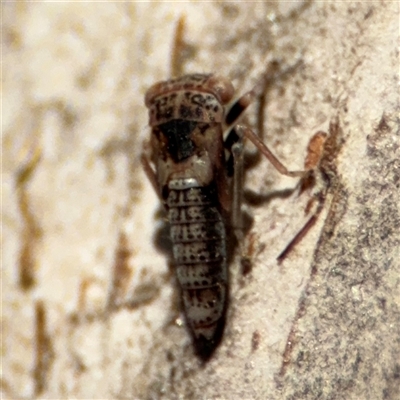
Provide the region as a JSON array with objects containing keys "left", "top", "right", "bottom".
[
  {"left": 152, "top": 120, "right": 224, "bottom": 191},
  {"left": 143, "top": 74, "right": 237, "bottom": 358}
]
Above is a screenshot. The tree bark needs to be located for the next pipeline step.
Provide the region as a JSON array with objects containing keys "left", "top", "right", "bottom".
[{"left": 3, "top": 2, "right": 399, "bottom": 399}]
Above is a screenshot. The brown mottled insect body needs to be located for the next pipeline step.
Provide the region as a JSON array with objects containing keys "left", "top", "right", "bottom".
[
  {"left": 143, "top": 73, "right": 311, "bottom": 359},
  {"left": 167, "top": 178, "right": 228, "bottom": 353},
  {"left": 144, "top": 74, "right": 236, "bottom": 358}
]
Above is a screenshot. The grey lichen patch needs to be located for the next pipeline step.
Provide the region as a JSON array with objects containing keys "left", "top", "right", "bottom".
[{"left": 278, "top": 112, "right": 400, "bottom": 399}]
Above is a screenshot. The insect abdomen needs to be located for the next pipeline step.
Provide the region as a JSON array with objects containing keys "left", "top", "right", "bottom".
[{"left": 166, "top": 178, "right": 228, "bottom": 358}]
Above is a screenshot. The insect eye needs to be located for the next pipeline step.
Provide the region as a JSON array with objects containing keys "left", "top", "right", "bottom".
[
  {"left": 206, "top": 76, "right": 235, "bottom": 105},
  {"left": 145, "top": 82, "right": 164, "bottom": 107}
]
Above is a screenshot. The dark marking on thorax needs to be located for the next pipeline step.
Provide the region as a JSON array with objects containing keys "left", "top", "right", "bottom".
[{"left": 158, "top": 119, "right": 198, "bottom": 162}]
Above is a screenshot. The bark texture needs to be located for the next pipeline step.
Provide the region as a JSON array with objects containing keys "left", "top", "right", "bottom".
[{"left": 3, "top": 2, "right": 399, "bottom": 399}]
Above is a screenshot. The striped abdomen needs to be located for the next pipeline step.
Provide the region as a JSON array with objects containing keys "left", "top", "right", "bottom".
[{"left": 166, "top": 178, "right": 228, "bottom": 358}]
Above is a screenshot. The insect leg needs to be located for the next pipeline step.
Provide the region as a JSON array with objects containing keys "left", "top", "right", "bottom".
[
  {"left": 224, "top": 91, "right": 254, "bottom": 127},
  {"left": 277, "top": 191, "right": 325, "bottom": 263},
  {"left": 140, "top": 150, "right": 161, "bottom": 200},
  {"left": 224, "top": 60, "right": 295, "bottom": 129},
  {"left": 225, "top": 86, "right": 308, "bottom": 177},
  {"left": 277, "top": 131, "right": 331, "bottom": 263},
  {"left": 231, "top": 130, "right": 245, "bottom": 242},
  {"left": 236, "top": 126, "right": 308, "bottom": 177}
]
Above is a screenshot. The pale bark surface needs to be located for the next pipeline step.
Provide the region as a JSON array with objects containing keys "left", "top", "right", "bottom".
[{"left": 2, "top": 2, "right": 399, "bottom": 399}]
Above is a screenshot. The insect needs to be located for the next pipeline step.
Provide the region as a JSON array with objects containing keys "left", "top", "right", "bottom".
[{"left": 141, "top": 73, "right": 311, "bottom": 360}]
